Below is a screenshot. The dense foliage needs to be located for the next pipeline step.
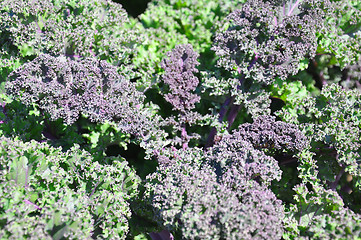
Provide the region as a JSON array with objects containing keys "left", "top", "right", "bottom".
[{"left": 1, "top": 0, "right": 361, "bottom": 239}]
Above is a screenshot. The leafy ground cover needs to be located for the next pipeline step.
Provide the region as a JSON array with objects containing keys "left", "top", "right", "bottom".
[{"left": 1, "top": 0, "right": 361, "bottom": 239}]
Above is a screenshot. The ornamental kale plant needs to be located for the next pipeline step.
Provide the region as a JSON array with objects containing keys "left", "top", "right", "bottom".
[
  {"left": 144, "top": 148, "right": 284, "bottom": 239},
  {"left": 160, "top": 44, "right": 200, "bottom": 113},
  {"left": 1, "top": 0, "right": 361, "bottom": 239},
  {"left": 6, "top": 53, "right": 143, "bottom": 126},
  {"left": 0, "top": 136, "right": 140, "bottom": 239},
  {"left": 212, "top": 0, "right": 332, "bottom": 85}
]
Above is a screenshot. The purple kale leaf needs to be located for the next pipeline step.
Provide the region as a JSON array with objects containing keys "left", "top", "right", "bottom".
[
  {"left": 212, "top": 0, "right": 332, "bottom": 84},
  {"left": 160, "top": 44, "right": 200, "bottom": 113},
  {"left": 206, "top": 115, "right": 307, "bottom": 187},
  {"left": 5, "top": 54, "right": 143, "bottom": 128},
  {"left": 0, "top": 0, "right": 139, "bottom": 69},
  {"left": 208, "top": 132, "right": 282, "bottom": 186},
  {"left": 236, "top": 115, "right": 309, "bottom": 152},
  {"left": 145, "top": 148, "right": 284, "bottom": 240}
]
